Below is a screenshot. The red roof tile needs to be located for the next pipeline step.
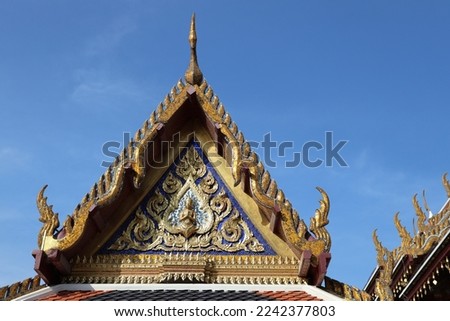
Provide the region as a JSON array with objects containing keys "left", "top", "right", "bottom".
[
  {"left": 39, "top": 290, "right": 106, "bottom": 301},
  {"left": 257, "top": 291, "right": 321, "bottom": 301}
]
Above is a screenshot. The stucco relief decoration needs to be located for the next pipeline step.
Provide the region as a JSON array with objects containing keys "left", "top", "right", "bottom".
[{"left": 106, "top": 143, "right": 266, "bottom": 254}]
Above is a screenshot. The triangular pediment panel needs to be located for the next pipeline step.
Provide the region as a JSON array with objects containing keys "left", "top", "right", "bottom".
[{"left": 100, "top": 140, "right": 275, "bottom": 255}]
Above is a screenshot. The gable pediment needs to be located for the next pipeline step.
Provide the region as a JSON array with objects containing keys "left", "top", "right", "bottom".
[
  {"left": 33, "top": 15, "right": 332, "bottom": 286},
  {"left": 101, "top": 140, "right": 275, "bottom": 255}
]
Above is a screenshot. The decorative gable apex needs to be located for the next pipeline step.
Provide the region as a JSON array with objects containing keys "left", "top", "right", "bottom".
[{"left": 33, "top": 15, "right": 332, "bottom": 287}]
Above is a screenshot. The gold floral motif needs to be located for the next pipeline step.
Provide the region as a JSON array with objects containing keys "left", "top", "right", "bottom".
[
  {"left": 222, "top": 210, "right": 242, "bottom": 243},
  {"left": 109, "top": 208, "right": 161, "bottom": 251},
  {"left": 108, "top": 148, "right": 264, "bottom": 253},
  {"left": 200, "top": 172, "right": 218, "bottom": 194},
  {"left": 163, "top": 172, "right": 182, "bottom": 194},
  {"left": 209, "top": 189, "right": 232, "bottom": 218},
  {"left": 176, "top": 146, "right": 206, "bottom": 180},
  {"left": 146, "top": 190, "right": 169, "bottom": 215}
]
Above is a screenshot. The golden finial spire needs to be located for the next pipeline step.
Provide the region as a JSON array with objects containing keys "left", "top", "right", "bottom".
[{"left": 185, "top": 13, "right": 203, "bottom": 86}]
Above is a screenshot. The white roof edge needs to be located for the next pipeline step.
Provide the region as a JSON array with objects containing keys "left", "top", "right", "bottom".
[
  {"left": 438, "top": 198, "right": 449, "bottom": 214},
  {"left": 13, "top": 284, "right": 63, "bottom": 301},
  {"left": 15, "top": 283, "right": 343, "bottom": 301}
]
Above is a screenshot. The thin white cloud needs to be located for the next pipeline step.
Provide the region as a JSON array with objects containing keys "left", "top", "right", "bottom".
[
  {"left": 84, "top": 16, "right": 137, "bottom": 56},
  {"left": 69, "top": 69, "right": 148, "bottom": 110}
]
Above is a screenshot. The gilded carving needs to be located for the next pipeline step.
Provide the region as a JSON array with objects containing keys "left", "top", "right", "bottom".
[
  {"left": 200, "top": 172, "right": 218, "bottom": 194},
  {"left": 412, "top": 194, "right": 426, "bottom": 233},
  {"left": 240, "top": 157, "right": 330, "bottom": 257},
  {"left": 209, "top": 189, "right": 232, "bottom": 218},
  {"left": 393, "top": 212, "right": 412, "bottom": 254},
  {"left": 178, "top": 197, "right": 197, "bottom": 238},
  {"left": 176, "top": 145, "right": 206, "bottom": 180},
  {"left": 65, "top": 254, "right": 302, "bottom": 285},
  {"left": 147, "top": 190, "right": 169, "bottom": 216},
  {"left": 309, "top": 187, "right": 331, "bottom": 252},
  {"left": 443, "top": 173, "right": 450, "bottom": 198},
  {"left": 37, "top": 185, "right": 60, "bottom": 248},
  {"left": 372, "top": 174, "right": 449, "bottom": 300},
  {"left": 163, "top": 172, "right": 182, "bottom": 194},
  {"left": 372, "top": 230, "right": 394, "bottom": 301},
  {"left": 107, "top": 145, "right": 264, "bottom": 253}
]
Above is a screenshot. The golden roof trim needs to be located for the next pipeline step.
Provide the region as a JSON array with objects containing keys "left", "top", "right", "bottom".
[
  {"left": 63, "top": 254, "right": 304, "bottom": 285},
  {"left": 371, "top": 174, "right": 450, "bottom": 300},
  {"left": 323, "top": 276, "right": 371, "bottom": 301},
  {"left": 0, "top": 276, "right": 43, "bottom": 301}
]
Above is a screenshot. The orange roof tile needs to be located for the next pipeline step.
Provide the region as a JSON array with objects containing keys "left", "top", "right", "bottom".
[
  {"left": 39, "top": 290, "right": 106, "bottom": 301},
  {"left": 258, "top": 291, "right": 321, "bottom": 301}
]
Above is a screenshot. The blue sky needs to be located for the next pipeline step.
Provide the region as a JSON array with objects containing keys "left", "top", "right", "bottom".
[{"left": 0, "top": 1, "right": 449, "bottom": 289}]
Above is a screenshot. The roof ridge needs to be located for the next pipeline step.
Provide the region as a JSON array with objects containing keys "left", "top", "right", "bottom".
[{"left": 0, "top": 276, "right": 43, "bottom": 301}]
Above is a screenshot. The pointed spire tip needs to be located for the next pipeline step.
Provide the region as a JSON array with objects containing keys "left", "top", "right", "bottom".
[
  {"left": 189, "top": 13, "right": 197, "bottom": 48},
  {"left": 185, "top": 13, "right": 203, "bottom": 86}
]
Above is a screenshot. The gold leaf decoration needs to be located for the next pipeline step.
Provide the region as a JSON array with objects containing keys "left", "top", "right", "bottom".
[
  {"left": 146, "top": 190, "right": 169, "bottom": 216},
  {"left": 163, "top": 172, "right": 182, "bottom": 194},
  {"left": 200, "top": 171, "right": 218, "bottom": 194},
  {"left": 309, "top": 187, "right": 331, "bottom": 252},
  {"left": 37, "top": 185, "right": 60, "bottom": 248},
  {"left": 372, "top": 230, "right": 394, "bottom": 301},
  {"left": 176, "top": 146, "right": 207, "bottom": 180}
]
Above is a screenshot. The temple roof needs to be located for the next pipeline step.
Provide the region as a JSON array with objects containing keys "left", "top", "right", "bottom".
[
  {"left": 30, "top": 15, "right": 333, "bottom": 291},
  {"left": 365, "top": 174, "right": 450, "bottom": 300}
]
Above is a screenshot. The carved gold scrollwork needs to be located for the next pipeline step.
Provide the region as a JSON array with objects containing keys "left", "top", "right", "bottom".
[
  {"left": 240, "top": 157, "right": 329, "bottom": 257},
  {"left": 393, "top": 212, "right": 412, "bottom": 253},
  {"left": 37, "top": 185, "right": 60, "bottom": 248},
  {"left": 372, "top": 230, "right": 394, "bottom": 301},
  {"left": 222, "top": 210, "right": 242, "bottom": 243},
  {"left": 146, "top": 190, "right": 169, "bottom": 216},
  {"left": 109, "top": 208, "right": 161, "bottom": 251},
  {"left": 163, "top": 172, "right": 182, "bottom": 194},
  {"left": 412, "top": 194, "right": 426, "bottom": 233},
  {"left": 200, "top": 172, "right": 218, "bottom": 194},
  {"left": 176, "top": 146, "right": 206, "bottom": 180},
  {"left": 309, "top": 187, "right": 331, "bottom": 252},
  {"left": 210, "top": 189, "right": 232, "bottom": 218}
]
